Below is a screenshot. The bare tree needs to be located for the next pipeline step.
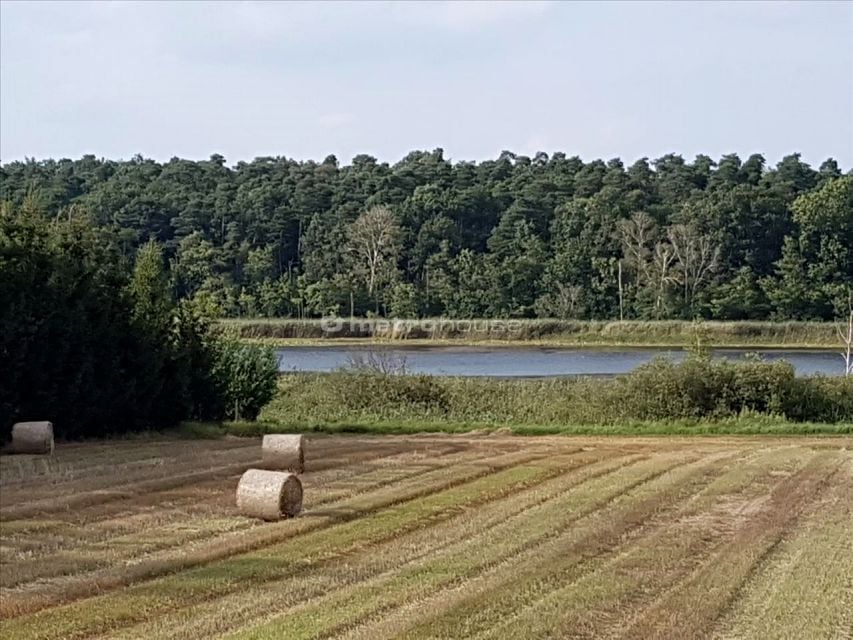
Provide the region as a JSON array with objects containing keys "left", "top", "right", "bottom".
[
  {"left": 651, "top": 241, "right": 678, "bottom": 318},
  {"left": 344, "top": 349, "right": 408, "bottom": 375},
  {"left": 346, "top": 206, "right": 402, "bottom": 304},
  {"left": 545, "top": 282, "right": 585, "bottom": 319},
  {"left": 617, "top": 211, "right": 657, "bottom": 288},
  {"left": 668, "top": 224, "right": 720, "bottom": 310},
  {"left": 839, "top": 305, "right": 853, "bottom": 377}
]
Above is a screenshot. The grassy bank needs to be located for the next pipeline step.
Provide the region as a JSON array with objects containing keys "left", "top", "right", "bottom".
[
  {"left": 213, "top": 417, "right": 852, "bottom": 437},
  {"left": 222, "top": 318, "right": 841, "bottom": 348},
  {"left": 246, "top": 358, "right": 853, "bottom": 437}
]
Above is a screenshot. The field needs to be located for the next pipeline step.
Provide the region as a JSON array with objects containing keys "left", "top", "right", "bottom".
[{"left": 1, "top": 434, "right": 851, "bottom": 639}]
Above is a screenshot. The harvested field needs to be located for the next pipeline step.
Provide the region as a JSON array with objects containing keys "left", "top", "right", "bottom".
[{"left": 0, "top": 434, "right": 850, "bottom": 639}]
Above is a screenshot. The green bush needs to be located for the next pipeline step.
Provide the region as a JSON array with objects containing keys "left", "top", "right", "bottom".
[
  {"left": 210, "top": 340, "right": 279, "bottom": 421},
  {"left": 261, "top": 359, "right": 852, "bottom": 427},
  {"left": 782, "top": 375, "right": 853, "bottom": 423},
  {"left": 327, "top": 372, "right": 447, "bottom": 417},
  {"left": 0, "top": 206, "right": 175, "bottom": 439},
  {"left": 613, "top": 356, "right": 794, "bottom": 420}
]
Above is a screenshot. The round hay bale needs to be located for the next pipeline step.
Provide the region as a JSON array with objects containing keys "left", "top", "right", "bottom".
[
  {"left": 11, "top": 422, "right": 54, "bottom": 455},
  {"left": 236, "top": 469, "right": 303, "bottom": 521},
  {"left": 262, "top": 434, "right": 304, "bottom": 472}
]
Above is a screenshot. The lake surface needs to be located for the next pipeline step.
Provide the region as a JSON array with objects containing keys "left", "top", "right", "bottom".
[{"left": 276, "top": 346, "right": 845, "bottom": 377}]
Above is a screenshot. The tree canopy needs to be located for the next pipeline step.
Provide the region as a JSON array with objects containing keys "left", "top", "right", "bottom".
[{"left": 1, "top": 150, "right": 850, "bottom": 320}]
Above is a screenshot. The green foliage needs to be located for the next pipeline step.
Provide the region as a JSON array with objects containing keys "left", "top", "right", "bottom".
[
  {"left": 781, "top": 375, "right": 853, "bottom": 423},
  {"left": 611, "top": 356, "right": 794, "bottom": 420},
  {"left": 1, "top": 152, "right": 847, "bottom": 322},
  {"left": 387, "top": 282, "right": 419, "bottom": 318},
  {"left": 1, "top": 202, "right": 150, "bottom": 438},
  {"left": 0, "top": 203, "right": 278, "bottom": 439},
  {"left": 762, "top": 177, "right": 852, "bottom": 319},
  {"left": 210, "top": 339, "right": 278, "bottom": 421},
  {"left": 709, "top": 266, "right": 769, "bottom": 320},
  {"left": 261, "top": 360, "right": 852, "bottom": 427}
]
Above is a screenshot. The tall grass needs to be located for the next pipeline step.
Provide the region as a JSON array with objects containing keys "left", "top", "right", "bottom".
[
  {"left": 223, "top": 318, "right": 840, "bottom": 347},
  {"left": 260, "top": 358, "right": 853, "bottom": 428}
]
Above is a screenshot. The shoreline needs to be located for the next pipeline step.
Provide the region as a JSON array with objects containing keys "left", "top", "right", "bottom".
[
  {"left": 223, "top": 319, "right": 842, "bottom": 350},
  {"left": 242, "top": 337, "right": 840, "bottom": 351}
]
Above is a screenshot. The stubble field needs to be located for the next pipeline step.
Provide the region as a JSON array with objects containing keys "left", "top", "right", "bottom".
[{"left": 0, "top": 434, "right": 851, "bottom": 639}]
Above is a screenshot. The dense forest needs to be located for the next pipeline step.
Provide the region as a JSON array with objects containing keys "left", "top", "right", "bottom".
[{"left": 1, "top": 151, "right": 850, "bottom": 321}]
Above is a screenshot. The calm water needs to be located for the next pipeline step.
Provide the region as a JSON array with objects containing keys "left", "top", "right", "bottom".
[{"left": 276, "top": 346, "right": 845, "bottom": 377}]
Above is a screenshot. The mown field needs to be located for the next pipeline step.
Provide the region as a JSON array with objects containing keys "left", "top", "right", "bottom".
[{"left": 1, "top": 434, "right": 851, "bottom": 639}]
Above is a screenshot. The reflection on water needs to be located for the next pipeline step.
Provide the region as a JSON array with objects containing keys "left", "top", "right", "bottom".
[{"left": 276, "top": 346, "right": 843, "bottom": 377}]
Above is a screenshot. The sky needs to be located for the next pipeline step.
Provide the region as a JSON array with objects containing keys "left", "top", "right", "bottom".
[{"left": 1, "top": 0, "right": 852, "bottom": 168}]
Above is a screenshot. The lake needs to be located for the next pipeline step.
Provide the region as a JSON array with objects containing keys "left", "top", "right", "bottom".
[{"left": 276, "top": 346, "right": 845, "bottom": 377}]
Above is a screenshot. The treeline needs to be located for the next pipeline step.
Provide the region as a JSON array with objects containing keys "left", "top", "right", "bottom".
[
  {"left": 0, "top": 203, "right": 277, "bottom": 439},
  {"left": 1, "top": 151, "right": 850, "bottom": 321}
]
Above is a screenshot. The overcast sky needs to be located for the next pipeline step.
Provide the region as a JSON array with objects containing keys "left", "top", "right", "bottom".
[{"left": 1, "top": 0, "right": 851, "bottom": 167}]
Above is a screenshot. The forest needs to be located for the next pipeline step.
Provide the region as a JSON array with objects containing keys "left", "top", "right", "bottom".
[{"left": 1, "top": 150, "right": 850, "bottom": 321}]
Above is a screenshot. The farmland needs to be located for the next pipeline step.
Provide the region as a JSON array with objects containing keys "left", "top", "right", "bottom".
[{"left": 1, "top": 434, "right": 851, "bottom": 639}]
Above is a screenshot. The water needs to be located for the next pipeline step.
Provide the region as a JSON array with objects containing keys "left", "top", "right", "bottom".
[{"left": 276, "top": 346, "right": 845, "bottom": 377}]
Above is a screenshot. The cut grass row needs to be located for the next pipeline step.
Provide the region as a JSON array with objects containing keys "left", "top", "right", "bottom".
[
  {"left": 0, "top": 443, "right": 520, "bottom": 587},
  {"left": 0, "top": 438, "right": 256, "bottom": 486},
  {"left": 386, "top": 447, "right": 809, "bottom": 640},
  {"left": 222, "top": 452, "right": 707, "bottom": 640},
  {"left": 712, "top": 458, "right": 853, "bottom": 639},
  {"left": 615, "top": 453, "right": 846, "bottom": 640},
  {"left": 105, "top": 449, "right": 636, "bottom": 640},
  {"left": 0, "top": 436, "right": 449, "bottom": 527},
  {"left": 2, "top": 436, "right": 850, "bottom": 639},
  {"left": 0, "top": 447, "right": 560, "bottom": 628},
  {"left": 115, "top": 447, "right": 751, "bottom": 640},
  {"left": 222, "top": 444, "right": 820, "bottom": 640},
  {"left": 1, "top": 440, "right": 465, "bottom": 539},
  {"left": 11, "top": 448, "right": 668, "bottom": 640},
  {"left": 3, "top": 463, "right": 552, "bottom": 638},
  {"left": 476, "top": 452, "right": 838, "bottom": 640}
]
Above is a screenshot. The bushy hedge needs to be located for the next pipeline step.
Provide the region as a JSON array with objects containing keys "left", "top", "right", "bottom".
[
  {"left": 211, "top": 339, "right": 279, "bottom": 421},
  {"left": 782, "top": 375, "right": 853, "bottom": 423},
  {"left": 263, "top": 357, "right": 853, "bottom": 426},
  {"left": 612, "top": 357, "right": 793, "bottom": 420}
]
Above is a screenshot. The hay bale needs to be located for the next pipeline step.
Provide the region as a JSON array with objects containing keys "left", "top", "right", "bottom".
[
  {"left": 236, "top": 469, "right": 303, "bottom": 521},
  {"left": 262, "top": 434, "right": 304, "bottom": 472},
  {"left": 10, "top": 422, "right": 54, "bottom": 455}
]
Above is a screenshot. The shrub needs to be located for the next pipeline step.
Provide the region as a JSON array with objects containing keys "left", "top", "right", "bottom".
[
  {"left": 332, "top": 372, "right": 449, "bottom": 417},
  {"left": 612, "top": 356, "right": 795, "bottom": 420},
  {"left": 261, "top": 357, "right": 851, "bottom": 427},
  {"left": 211, "top": 340, "right": 279, "bottom": 421},
  {"left": 782, "top": 375, "right": 853, "bottom": 423}
]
